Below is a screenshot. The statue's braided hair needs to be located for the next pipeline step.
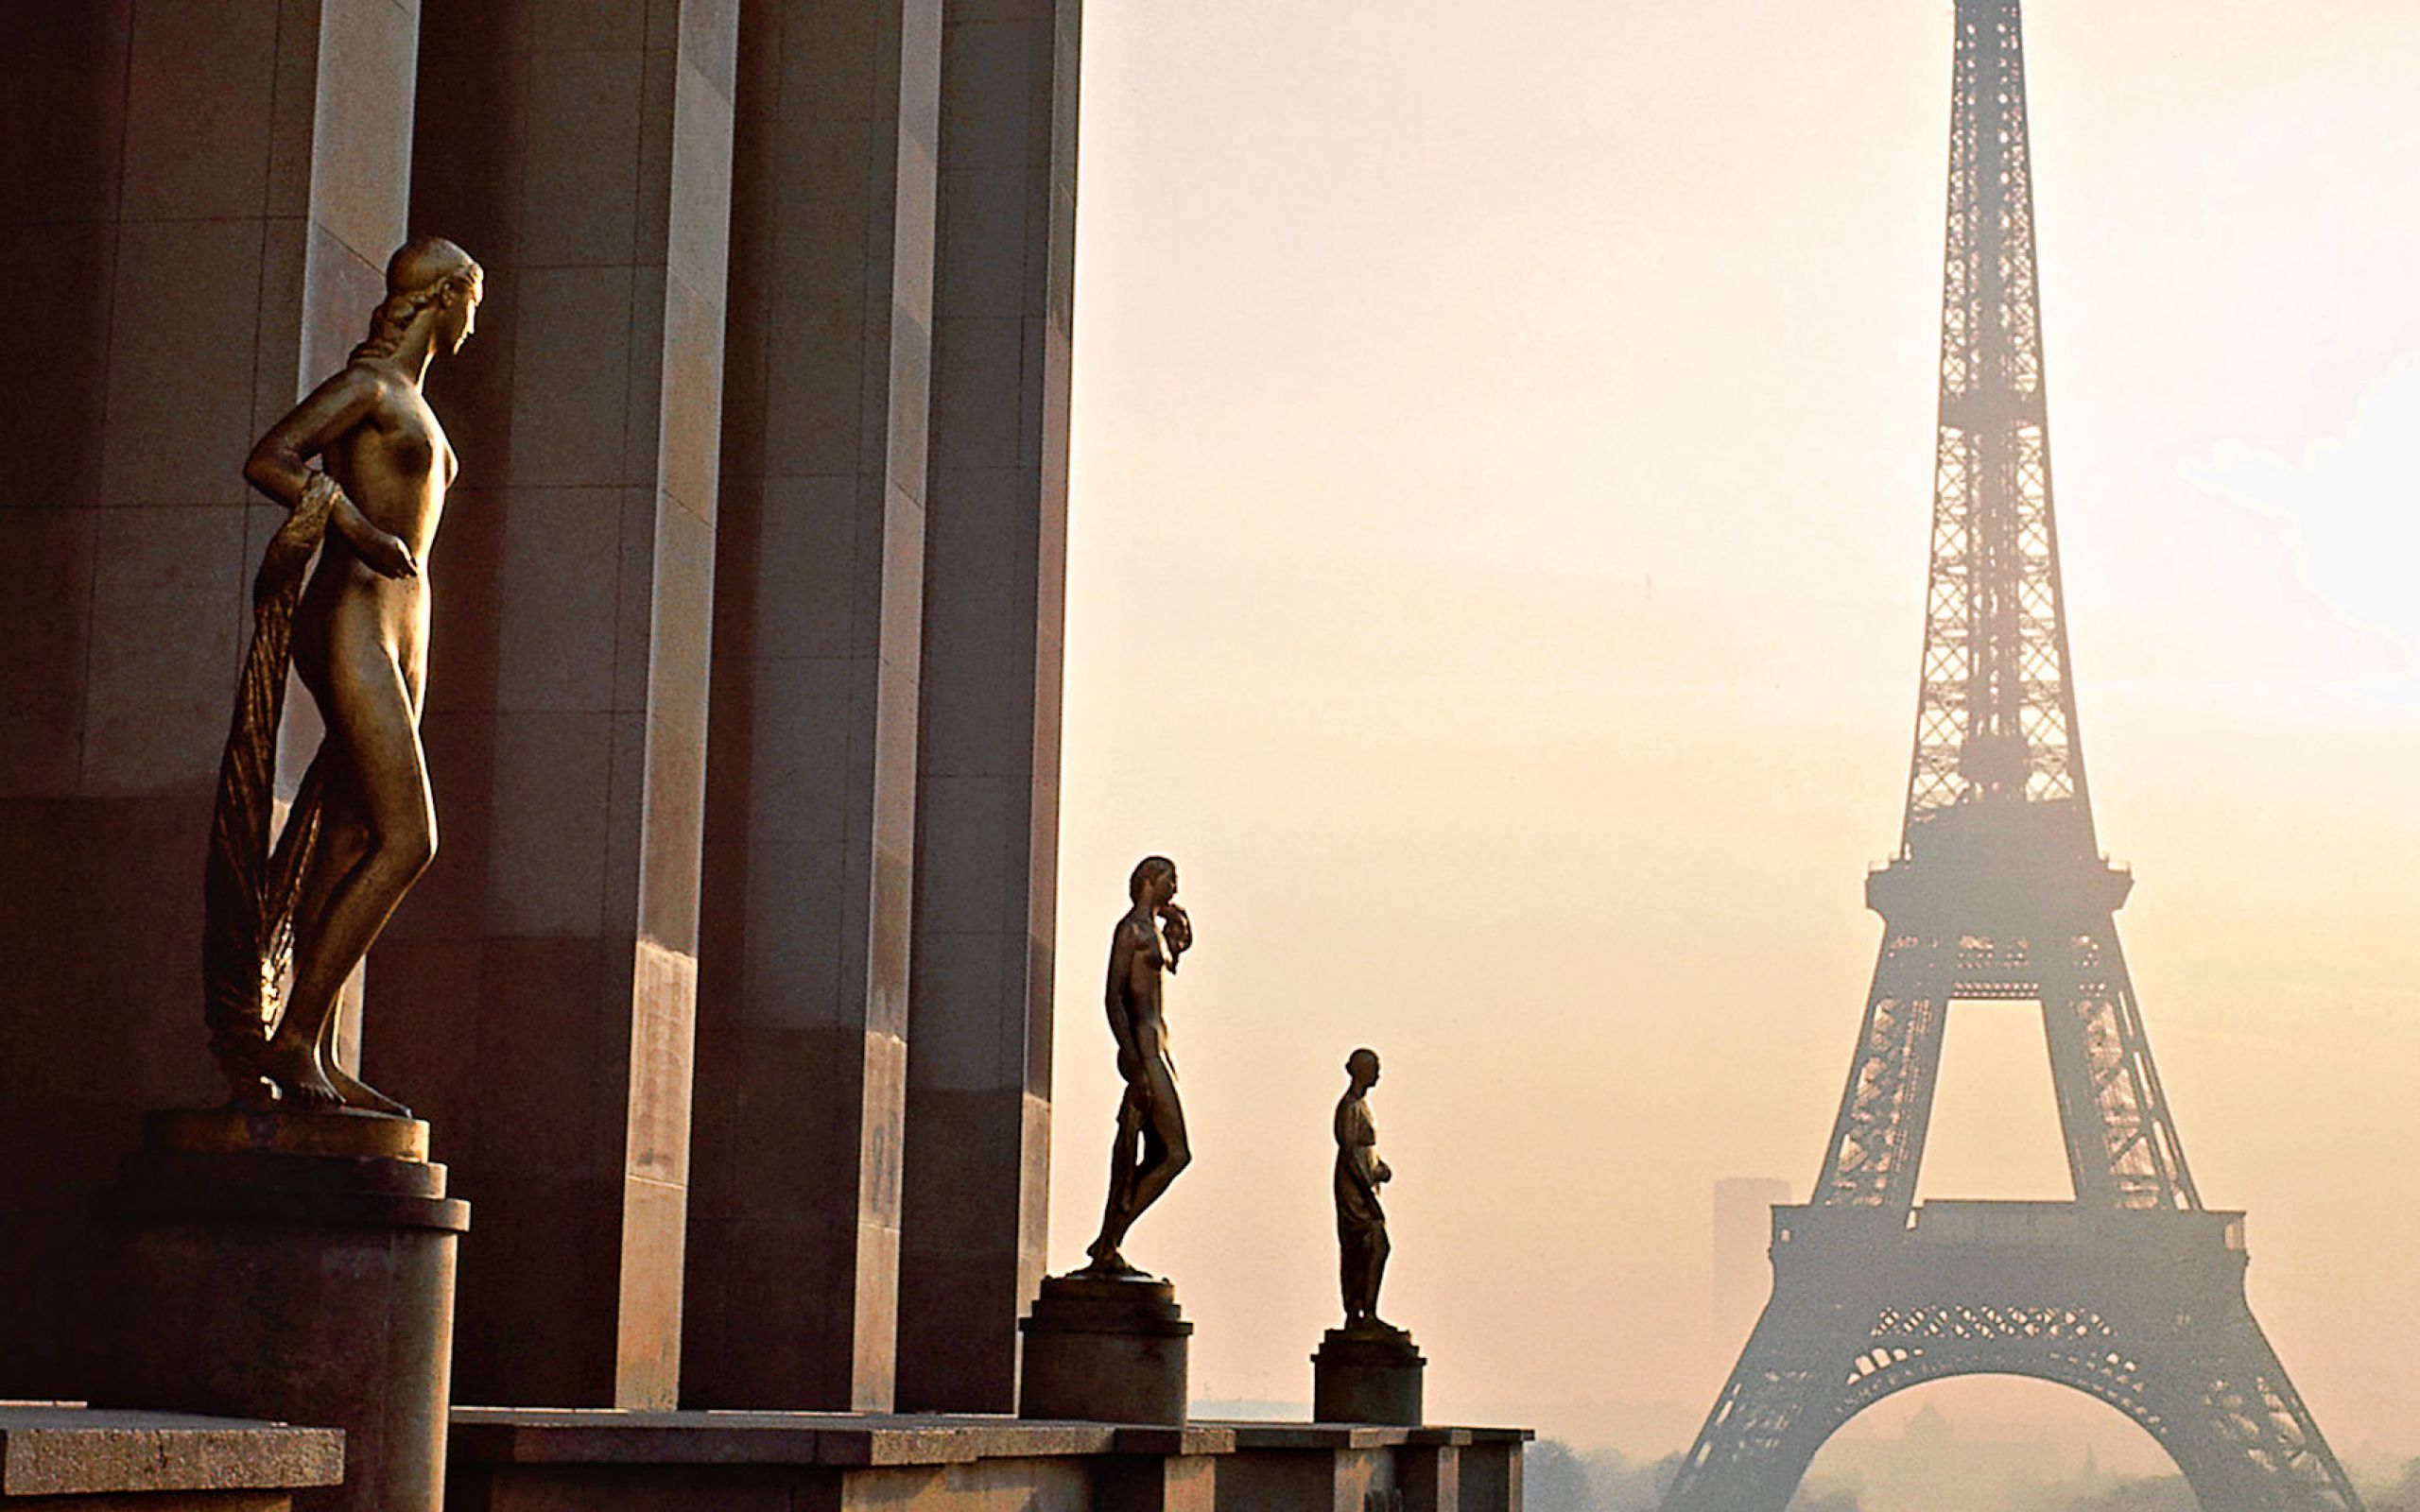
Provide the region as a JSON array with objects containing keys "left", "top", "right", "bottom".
[
  {"left": 352, "top": 235, "right": 481, "bottom": 363},
  {"left": 1128, "top": 854, "right": 1176, "bottom": 902}
]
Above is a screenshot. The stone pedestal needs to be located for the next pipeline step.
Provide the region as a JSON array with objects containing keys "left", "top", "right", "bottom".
[
  {"left": 1312, "top": 1324, "right": 1425, "bottom": 1425},
  {"left": 102, "top": 1109, "right": 469, "bottom": 1512},
  {"left": 1017, "top": 1275, "right": 1191, "bottom": 1423}
]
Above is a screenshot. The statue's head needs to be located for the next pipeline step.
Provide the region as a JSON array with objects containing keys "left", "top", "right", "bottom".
[
  {"left": 356, "top": 236, "right": 483, "bottom": 361},
  {"left": 1128, "top": 854, "right": 1177, "bottom": 905},
  {"left": 1347, "top": 1047, "right": 1380, "bottom": 1088}
]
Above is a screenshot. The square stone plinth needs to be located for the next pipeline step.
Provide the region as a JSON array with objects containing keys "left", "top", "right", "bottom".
[{"left": 1312, "top": 1326, "right": 1426, "bottom": 1426}]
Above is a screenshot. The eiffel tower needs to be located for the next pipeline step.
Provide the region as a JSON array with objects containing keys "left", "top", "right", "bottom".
[{"left": 1661, "top": 3, "right": 2362, "bottom": 1508}]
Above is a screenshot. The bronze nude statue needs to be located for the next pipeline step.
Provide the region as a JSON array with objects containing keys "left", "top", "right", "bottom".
[
  {"left": 1082, "top": 856, "right": 1194, "bottom": 1277},
  {"left": 1334, "top": 1047, "right": 1393, "bottom": 1328},
  {"left": 201, "top": 236, "right": 483, "bottom": 1116}
]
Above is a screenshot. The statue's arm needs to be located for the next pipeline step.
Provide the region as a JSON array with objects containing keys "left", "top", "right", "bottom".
[
  {"left": 243, "top": 369, "right": 418, "bottom": 578},
  {"left": 1103, "top": 926, "right": 1144, "bottom": 1069}
]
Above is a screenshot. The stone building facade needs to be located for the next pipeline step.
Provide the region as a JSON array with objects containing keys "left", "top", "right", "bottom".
[
  {"left": 0, "top": 0, "right": 1071, "bottom": 1418},
  {"left": 0, "top": 8, "right": 1527, "bottom": 1507}
]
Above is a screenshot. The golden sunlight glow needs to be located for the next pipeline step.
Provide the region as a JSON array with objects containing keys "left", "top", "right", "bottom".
[{"left": 1050, "top": 0, "right": 2420, "bottom": 1466}]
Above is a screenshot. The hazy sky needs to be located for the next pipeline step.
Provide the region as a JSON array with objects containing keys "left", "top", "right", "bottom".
[{"left": 1042, "top": 0, "right": 2420, "bottom": 1462}]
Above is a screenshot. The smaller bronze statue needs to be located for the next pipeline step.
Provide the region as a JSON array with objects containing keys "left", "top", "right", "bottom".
[
  {"left": 1081, "top": 855, "right": 1194, "bottom": 1277},
  {"left": 1334, "top": 1047, "right": 1393, "bottom": 1328},
  {"left": 202, "top": 236, "right": 483, "bottom": 1116},
  {"left": 1313, "top": 1046, "right": 1421, "bottom": 1421}
]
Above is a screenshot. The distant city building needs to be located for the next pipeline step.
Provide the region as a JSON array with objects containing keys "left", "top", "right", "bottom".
[{"left": 1709, "top": 1177, "right": 1790, "bottom": 1380}]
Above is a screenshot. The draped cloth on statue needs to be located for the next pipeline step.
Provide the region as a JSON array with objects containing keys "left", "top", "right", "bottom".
[
  {"left": 1335, "top": 1095, "right": 1385, "bottom": 1277},
  {"left": 199, "top": 472, "right": 339, "bottom": 1102}
]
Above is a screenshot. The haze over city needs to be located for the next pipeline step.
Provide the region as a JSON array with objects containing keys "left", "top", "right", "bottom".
[{"left": 1044, "top": 0, "right": 2420, "bottom": 1479}]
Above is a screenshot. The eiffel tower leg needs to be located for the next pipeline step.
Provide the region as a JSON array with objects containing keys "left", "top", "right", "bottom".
[
  {"left": 2160, "top": 1304, "right": 2366, "bottom": 1510},
  {"left": 2040, "top": 922, "right": 2201, "bottom": 1210},
  {"left": 1663, "top": 1309, "right": 1843, "bottom": 1512},
  {"left": 1813, "top": 926, "right": 1952, "bottom": 1209}
]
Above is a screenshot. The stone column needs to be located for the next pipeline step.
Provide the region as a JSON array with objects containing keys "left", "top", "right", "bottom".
[
  {"left": 375, "top": 0, "right": 737, "bottom": 1408},
  {"left": 682, "top": 0, "right": 943, "bottom": 1411},
  {"left": 894, "top": 0, "right": 1081, "bottom": 1415},
  {"left": 1397, "top": 1444, "right": 1461, "bottom": 1512},
  {"left": 0, "top": 0, "right": 417, "bottom": 1399}
]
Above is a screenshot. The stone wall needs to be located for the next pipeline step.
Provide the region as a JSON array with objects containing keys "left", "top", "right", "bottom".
[
  {"left": 0, "top": 0, "right": 419, "bottom": 1399},
  {"left": 446, "top": 1411, "right": 1526, "bottom": 1512}
]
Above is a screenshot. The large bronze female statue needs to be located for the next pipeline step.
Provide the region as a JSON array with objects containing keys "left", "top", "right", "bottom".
[
  {"left": 202, "top": 236, "right": 482, "bottom": 1116},
  {"left": 1083, "top": 855, "right": 1194, "bottom": 1276}
]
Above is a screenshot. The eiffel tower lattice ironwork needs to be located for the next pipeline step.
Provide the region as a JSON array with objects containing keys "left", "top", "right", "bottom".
[{"left": 1661, "top": 3, "right": 2361, "bottom": 1508}]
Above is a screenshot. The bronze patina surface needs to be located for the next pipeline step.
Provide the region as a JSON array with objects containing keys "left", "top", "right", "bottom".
[
  {"left": 1080, "top": 855, "right": 1193, "bottom": 1279},
  {"left": 1333, "top": 1047, "right": 1394, "bottom": 1330},
  {"left": 202, "top": 237, "right": 483, "bottom": 1118}
]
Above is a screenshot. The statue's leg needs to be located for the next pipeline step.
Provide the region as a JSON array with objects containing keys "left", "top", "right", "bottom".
[
  {"left": 1089, "top": 1088, "right": 1145, "bottom": 1262},
  {"left": 1365, "top": 1224, "right": 1391, "bottom": 1326},
  {"left": 277, "top": 781, "right": 410, "bottom": 1116},
  {"left": 287, "top": 775, "right": 372, "bottom": 975},
  {"left": 265, "top": 632, "right": 434, "bottom": 1108},
  {"left": 1122, "top": 1065, "right": 1192, "bottom": 1221}
]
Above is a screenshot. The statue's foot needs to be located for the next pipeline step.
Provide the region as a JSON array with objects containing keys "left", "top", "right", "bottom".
[
  {"left": 226, "top": 1073, "right": 282, "bottom": 1111},
  {"left": 1077, "top": 1245, "right": 1143, "bottom": 1280},
  {"left": 326, "top": 1061, "right": 412, "bottom": 1119},
  {"left": 257, "top": 1039, "right": 343, "bottom": 1109}
]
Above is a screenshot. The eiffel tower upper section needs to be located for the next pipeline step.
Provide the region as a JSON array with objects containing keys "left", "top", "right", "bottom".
[
  {"left": 1840, "top": 0, "right": 2198, "bottom": 1217},
  {"left": 1901, "top": 0, "right": 2094, "bottom": 862}
]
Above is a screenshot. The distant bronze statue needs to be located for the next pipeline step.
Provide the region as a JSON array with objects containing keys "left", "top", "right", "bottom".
[
  {"left": 201, "top": 236, "right": 483, "bottom": 1116},
  {"left": 1081, "top": 855, "right": 1194, "bottom": 1276},
  {"left": 1335, "top": 1047, "right": 1393, "bottom": 1328}
]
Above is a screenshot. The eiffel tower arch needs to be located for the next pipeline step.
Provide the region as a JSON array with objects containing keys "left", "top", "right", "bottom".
[{"left": 1663, "top": 2, "right": 2361, "bottom": 1507}]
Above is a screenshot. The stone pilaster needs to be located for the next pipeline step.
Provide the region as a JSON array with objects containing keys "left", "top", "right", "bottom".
[
  {"left": 380, "top": 0, "right": 737, "bottom": 1407},
  {"left": 895, "top": 0, "right": 1081, "bottom": 1414},
  {"left": 683, "top": 0, "right": 943, "bottom": 1411},
  {"left": 0, "top": 0, "right": 419, "bottom": 1398}
]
